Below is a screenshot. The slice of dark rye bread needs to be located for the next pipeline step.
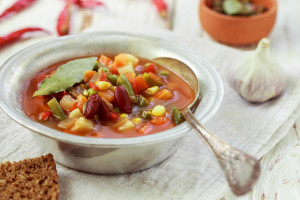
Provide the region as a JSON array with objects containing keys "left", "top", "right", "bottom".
[{"left": 0, "top": 154, "right": 59, "bottom": 200}]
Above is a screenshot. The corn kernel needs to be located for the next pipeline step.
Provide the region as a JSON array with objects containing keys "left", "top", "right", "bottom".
[
  {"left": 95, "top": 81, "right": 111, "bottom": 90},
  {"left": 133, "top": 118, "right": 141, "bottom": 124},
  {"left": 145, "top": 86, "right": 159, "bottom": 96},
  {"left": 120, "top": 114, "right": 128, "bottom": 118},
  {"left": 152, "top": 105, "right": 165, "bottom": 117}
]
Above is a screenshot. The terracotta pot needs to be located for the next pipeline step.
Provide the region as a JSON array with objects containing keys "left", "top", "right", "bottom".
[{"left": 199, "top": 0, "right": 277, "bottom": 45}]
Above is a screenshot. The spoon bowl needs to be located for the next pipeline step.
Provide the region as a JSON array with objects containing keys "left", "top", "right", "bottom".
[{"left": 153, "top": 57, "right": 261, "bottom": 196}]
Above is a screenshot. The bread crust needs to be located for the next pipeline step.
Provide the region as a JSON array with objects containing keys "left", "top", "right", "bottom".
[{"left": 0, "top": 154, "right": 59, "bottom": 200}]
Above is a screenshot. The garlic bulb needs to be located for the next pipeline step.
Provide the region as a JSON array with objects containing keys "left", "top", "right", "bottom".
[{"left": 228, "top": 38, "right": 286, "bottom": 103}]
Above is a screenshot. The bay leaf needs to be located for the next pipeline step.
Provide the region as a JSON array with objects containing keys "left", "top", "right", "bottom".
[{"left": 33, "top": 57, "right": 97, "bottom": 97}]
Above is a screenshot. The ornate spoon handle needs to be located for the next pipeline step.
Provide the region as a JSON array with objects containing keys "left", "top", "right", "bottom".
[{"left": 182, "top": 108, "right": 261, "bottom": 196}]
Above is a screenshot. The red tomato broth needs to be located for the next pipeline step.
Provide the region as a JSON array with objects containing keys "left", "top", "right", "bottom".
[{"left": 21, "top": 55, "right": 195, "bottom": 138}]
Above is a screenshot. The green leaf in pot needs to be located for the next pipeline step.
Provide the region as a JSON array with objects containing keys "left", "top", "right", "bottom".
[
  {"left": 223, "top": 0, "right": 243, "bottom": 15},
  {"left": 33, "top": 57, "right": 97, "bottom": 97}
]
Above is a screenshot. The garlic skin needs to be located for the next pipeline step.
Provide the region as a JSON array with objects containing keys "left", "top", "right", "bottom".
[{"left": 228, "top": 38, "right": 286, "bottom": 103}]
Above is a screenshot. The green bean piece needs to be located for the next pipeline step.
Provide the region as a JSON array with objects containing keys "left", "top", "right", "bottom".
[
  {"left": 82, "top": 102, "right": 87, "bottom": 114},
  {"left": 87, "top": 88, "right": 97, "bottom": 96},
  {"left": 144, "top": 63, "right": 152, "bottom": 67},
  {"left": 107, "top": 74, "right": 118, "bottom": 85},
  {"left": 172, "top": 108, "right": 183, "bottom": 125},
  {"left": 142, "top": 73, "right": 163, "bottom": 86},
  {"left": 141, "top": 110, "right": 152, "bottom": 120},
  {"left": 160, "top": 71, "right": 169, "bottom": 76},
  {"left": 116, "top": 75, "right": 137, "bottom": 103},
  {"left": 138, "top": 95, "right": 149, "bottom": 107},
  {"left": 47, "top": 97, "right": 66, "bottom": 121},
  {"left": 101, "top": 67, "right": 109, "bottom": 72}
]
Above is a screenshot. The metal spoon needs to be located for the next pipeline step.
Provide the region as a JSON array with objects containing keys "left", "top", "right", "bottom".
[{"left": 153, "top": 57, "right": 260, "bottom": 196}]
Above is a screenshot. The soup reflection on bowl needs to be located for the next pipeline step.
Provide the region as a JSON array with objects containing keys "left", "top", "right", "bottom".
[{"left": 0, "top": 32, "right": 223, "bottom": 174}]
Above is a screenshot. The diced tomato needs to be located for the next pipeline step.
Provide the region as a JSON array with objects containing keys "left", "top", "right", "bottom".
[
  {"left": 88, "top": 82, "right": 100, "bottom": 91},
  {"left": 109, "top": 63, "right": 119, "bottom": 75},
  {"left": 100, "top": 69, "right": 107, "bottom": 81},
  {"left": 144, "top": 63, "right": 156, "bottom": 73},
  {"left": 110, "top": 112, "right": 120, "bottom": 120},
  {"left": 36, "top": 73, "right": 46, "bottom": 88},
  {"left": 138, "top": 124, "right": 151, "bottom": 134},
  {"left": 99, "top": 55, "right": 113, "bottom": 66},
  {"left": 134, "top": 74, "right": 149, "bottom": 93},
  {"left": 39, "top": 111, "right": 52, "bottom": 121},
  {"left": 84, "top": 70, "right": 96, "bottom": 82}
]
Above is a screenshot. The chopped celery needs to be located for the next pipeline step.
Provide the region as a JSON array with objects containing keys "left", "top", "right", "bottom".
[
  {"left": 87, "top": 88, "right": 97, "bottom": 96},
  {"left": 141, "top": 110, "right": 152, "bottom": 120},
  {"left": 101, "top": 67, "right": 109, "bottom": 72},
  {"left": 172, "top": 108, "right": 183, "bottom": 125},
  {"left": 138, "top": 95, "right": 149, "bottom": 107},
  {"left": 82, "top": 102, "right": 87, "bottom": 114},
  {"left": 47, "top": 97, "right": 66, "bottom": 121},
  {"left": 107, "top": 74, "right": 118, "bottom": 85},
  {"left": 116, "top": 75, "right": 137, "bottom": 103}
]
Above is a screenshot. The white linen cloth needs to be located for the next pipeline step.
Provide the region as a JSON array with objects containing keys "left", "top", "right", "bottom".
[{"left": 1, "top": 20, "right": 300, "bottom": 200}]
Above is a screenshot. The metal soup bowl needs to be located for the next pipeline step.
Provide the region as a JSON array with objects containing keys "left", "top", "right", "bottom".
[{"left": 0, "top": 32, "right": 223, "bottom": 174}]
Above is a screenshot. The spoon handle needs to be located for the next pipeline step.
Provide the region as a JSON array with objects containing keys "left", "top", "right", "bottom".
[{"left": 182, "top": 109, "right": 261, "bottom": 196}]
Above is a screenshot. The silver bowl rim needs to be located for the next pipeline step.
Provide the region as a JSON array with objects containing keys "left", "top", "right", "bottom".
[{"left": 0, "top": 31, "right": 224, "bottom": 147}]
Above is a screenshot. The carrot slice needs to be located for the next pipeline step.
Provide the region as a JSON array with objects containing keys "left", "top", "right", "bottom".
[
  {"left": 99, "top": 55, "right": 113, "bottom": 66},
  {"left": 154, "top": 89, "right": 173, "bottom": 100},
  {"left": 150, "top": 115, "right": 169, "bottom": 125},
  {"left": 138, "top": 124, "right": 152, "bottom": 134},
  {"left": 135, "top": 74, "right": 149, "bottom": 93},
  {"left": 84, "top": 70, "right": 96, "bottom": 82},
  {"left": 125, "top": 73, "right": 136, "bottom": 86}
]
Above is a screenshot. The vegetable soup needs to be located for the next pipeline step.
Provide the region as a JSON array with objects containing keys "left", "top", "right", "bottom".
[{"left": 21, "top": 54, "right": 195, "bottom": 138}]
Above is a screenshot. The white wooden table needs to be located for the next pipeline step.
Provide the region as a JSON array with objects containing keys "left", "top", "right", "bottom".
[{"left": 0, "top": 0, "right": 299, "bottom": 199}]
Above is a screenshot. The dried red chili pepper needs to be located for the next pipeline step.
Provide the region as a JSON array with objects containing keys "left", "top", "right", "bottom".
[
  {"left": 0, "top": 27, "right": 48, "bottom": 47},
  {"left": 56, "top": 2, "right": 72, "bottom": 36},
  {"left": 0, "top": 0, "right": 36, "bottom": 22},
  {"left": 152, "top": 0, "right": 168, "bottom": 18},
  {"left": 75, "top": 0, "right": 104, "bottom": 9}
]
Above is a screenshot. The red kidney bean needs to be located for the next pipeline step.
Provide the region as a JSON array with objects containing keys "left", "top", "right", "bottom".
[
  {"left": 98, "top": 98, "right": 110, "bottom": 121},
  {"left": 84, "top": 94, "right": 100, "bottom": 119},
  {"left": 114, "top": 86, "right": 133, "bottom": 113}
]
